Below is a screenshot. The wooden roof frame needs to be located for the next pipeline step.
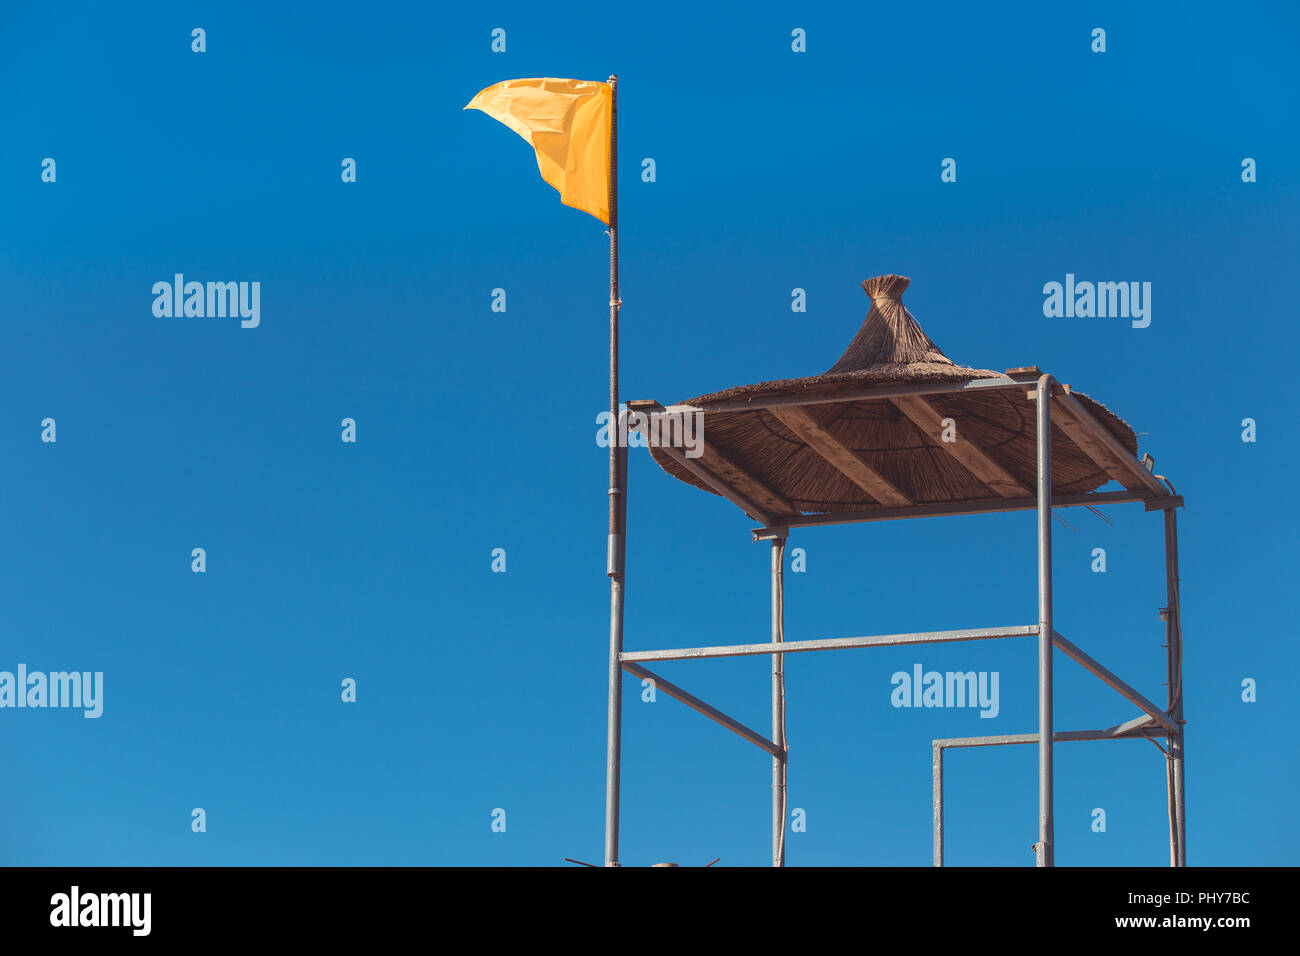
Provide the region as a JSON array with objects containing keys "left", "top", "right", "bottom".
[{"left": 631, "top": 373, "right": 1179, "bottom": 535}]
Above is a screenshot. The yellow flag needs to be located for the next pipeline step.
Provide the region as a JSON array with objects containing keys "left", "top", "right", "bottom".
[{"left": 465, "top": 77, "right": 612, "bottom": 224}]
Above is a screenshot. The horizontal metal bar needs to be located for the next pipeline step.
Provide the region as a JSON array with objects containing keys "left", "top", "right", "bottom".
[
  {"left": 621, "top": 661, "right": 784, "bottom": 759},
  {"left": 751, "top": 490, "right": 1171, "bottom": 536},
  {"left": 1051, "top": 631, "right": 1179, "bottom": 736},
  {"left": 639, "top": 376, "right": 1025, "bottom": 417},
  {"left": 621, "top": 625, "right": 1037, "bottom": 664},
  {"left": 935, "top": 714, "right": 1165, "bottom": 750}
]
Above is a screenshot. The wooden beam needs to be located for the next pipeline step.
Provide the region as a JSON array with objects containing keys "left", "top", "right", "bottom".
[
  {"left": 769, "top": 406, "right": 912, "bottom": 507},
  {"left": 628, "top": 412, "right": 797, "bottom": 522},
  {"left": 892, "top": 395, "right": 1030, "bottom": 499},
  {"left": 1050, "top": 389, "right": 1167, "bottom": 497},
  {"left": 647, "top": 441, "right": 774, "bottom": 524},
  {"left": 696, "top": 438, "right": 800, "bottom": 518}
]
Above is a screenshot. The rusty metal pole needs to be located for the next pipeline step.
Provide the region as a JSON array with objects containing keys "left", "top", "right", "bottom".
[
  {"left": 1035, "top": 376, "right": 1055, "bottom": 867},
  {"left": 1164, "top": 507, "right": 1186, "bottom": 866},
  {"left": 771, "top": 534, "right": 787, "bottom": 867},
  {"left": 603, "top": 74, "right": 624, "bottom": 868}
]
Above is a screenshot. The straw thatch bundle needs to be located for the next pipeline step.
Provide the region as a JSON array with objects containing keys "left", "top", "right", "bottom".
[{"left": 647, "top": 275, "right": 1138, "bottom": 517}]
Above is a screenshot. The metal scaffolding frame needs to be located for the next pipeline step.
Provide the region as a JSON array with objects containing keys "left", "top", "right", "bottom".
[{"left": 604, "top": 373, "right": 1186, "bottom": 867}]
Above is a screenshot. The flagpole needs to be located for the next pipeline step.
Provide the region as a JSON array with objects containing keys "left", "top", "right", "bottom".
[{"left": 603, "top": 73, "right": 625, "bottom": 868}]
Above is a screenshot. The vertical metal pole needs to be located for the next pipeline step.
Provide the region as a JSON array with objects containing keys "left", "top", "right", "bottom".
[
  {"left": 603, "top": 74, "right": 624, "bottom": 868},
  {"left": 932, "top": 744, "right": 944, "bottom": 867},
  {"left": 1164, "top": 507, "right": 1186, "bottom": 866},
  {"left": 771, "top": 534, "right": 787, "bottom": 867},
  {"left": 1035, "top": 376, "right": 1055, "bottom": 867}
]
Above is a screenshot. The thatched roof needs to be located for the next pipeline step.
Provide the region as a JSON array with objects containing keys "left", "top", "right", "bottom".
[{"left": 645, "top": 275, "right": 1140, "bottom": 520}]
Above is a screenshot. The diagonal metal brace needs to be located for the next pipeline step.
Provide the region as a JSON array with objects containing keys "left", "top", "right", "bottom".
[
  {"left": 621, "top": 661, "right": 784, "bottom": 759},
  {"left": 1051, "top": 631, "right": 1179, "bottom": 736}
]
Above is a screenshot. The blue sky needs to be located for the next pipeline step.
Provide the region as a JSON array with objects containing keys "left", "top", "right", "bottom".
[{"left": 1, "top": 1, "right": 1296, "bottom": 866}]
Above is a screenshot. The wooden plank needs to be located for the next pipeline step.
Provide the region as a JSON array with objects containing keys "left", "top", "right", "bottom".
[
  {"left": 695, "top": 438, "right": 799, "bottom": 518},
  {"left": 647, "top": 441, "right": 775, "bottom": 524},
  {"left": 769, "top": 406, "right": 912, "bottom": 507},
  {"left": 628, "top": 411, "right": 796, "bottom": 522},
  {"left": 1050, "top": 389, "right": 1167, "bottom": 497},
  {"left": 892, "top": 395, "right": 1030, "bottom": 499}
]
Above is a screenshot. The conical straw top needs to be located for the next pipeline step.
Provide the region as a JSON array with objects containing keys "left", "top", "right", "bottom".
[{"left": 826, "top": 275, "right": 953, "bottom": 373}]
